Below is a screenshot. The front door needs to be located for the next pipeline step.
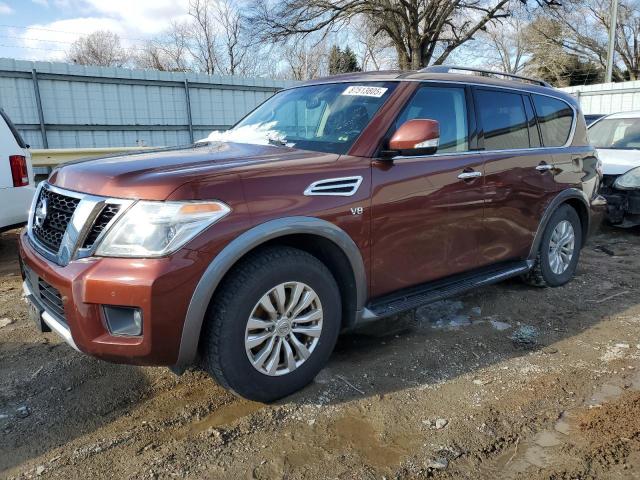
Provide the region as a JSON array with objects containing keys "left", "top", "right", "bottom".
[{"left": 370, "top": 84, "right": 485, "bottom": 298}]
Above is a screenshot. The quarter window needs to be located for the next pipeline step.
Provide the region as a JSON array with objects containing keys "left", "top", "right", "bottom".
[
  {"left": 476, "top": 89, "right": 530, "bottom": 150},
  {"left": 396, "top": 86, "right": 469, "bottom": 153},
  {"left": 532, "top": 94, "right": 574, "bottom": 147}
]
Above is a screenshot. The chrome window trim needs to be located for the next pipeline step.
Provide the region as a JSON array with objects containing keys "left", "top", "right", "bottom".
[
  {"left": 392, "top": 145, "right": 576, "bottom": 162},
  {"left": 27, "top": 182, "right": 134, "bottom": 266},
  {"left": 388, "top": 85, "right": 576, "bottom": 161}
]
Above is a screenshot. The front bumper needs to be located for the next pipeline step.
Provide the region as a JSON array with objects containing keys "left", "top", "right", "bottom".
[
  {"left": 601, "top": 175, "right": 640, "bottom": 227},
  {"left": 19, "top": 231, "right": 206, "bottom": 366},
  {"left": 589, "top": 194, "right": 608, "bottom": 237}
]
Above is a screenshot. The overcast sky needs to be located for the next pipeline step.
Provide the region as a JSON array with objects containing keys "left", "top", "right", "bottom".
[{"left": 0, "top": 0, "right": 193, "bottom": 62}]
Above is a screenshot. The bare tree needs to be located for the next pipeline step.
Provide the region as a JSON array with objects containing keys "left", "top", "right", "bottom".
[
  {"left": 188, "top": 0, "right": 220, "bottom": 74},
  {"left": 283, "top": 38, "right": 330, "bottom": 80},
  {"left": 480, "top": 16, "right": 528, "bottom": 73},
  {"left": 134, "top": 22, "right": 193, "bottom": 72},
  {"left": 66, "top": 31, "right": 129, "bottom": 67},
  {"left": 533, "top": 0, "right": 640, "bottom": 80},
  {"left": 520, "top": 16, "right": 603, "bottom": 85},
  {"left": 353, "top": 16, "right": 397, "bottom": 71},
  {"left": 246, "top": 0, "right": 555, "bottom": 69},
  {"left": 212, "top": 0, "right": 249, "bottom": 75}
]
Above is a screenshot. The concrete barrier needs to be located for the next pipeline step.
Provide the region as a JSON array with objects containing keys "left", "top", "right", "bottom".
[{"left": 30, "top": 147, "right": 157, "bottom": 168}]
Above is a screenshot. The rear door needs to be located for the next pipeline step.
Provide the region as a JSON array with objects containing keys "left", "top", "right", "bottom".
[
  {"left": 474, "top": 88, "right": 560, "bottom": 265},
  {"left": 370, "top": 83, "right": 486, "bottom": 297}
]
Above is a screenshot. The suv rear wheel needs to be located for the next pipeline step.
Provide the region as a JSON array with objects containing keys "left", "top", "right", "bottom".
[
  {"left": 200, "top": 246, "right": 341, "bottom": 402},
  {"left": 524, "top": 204, "right": 582, "bottom": 287}
]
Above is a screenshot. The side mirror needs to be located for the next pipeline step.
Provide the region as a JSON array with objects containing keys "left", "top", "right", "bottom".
[{"left": 387, "top": 119, "right": 440, "bottom": 157}]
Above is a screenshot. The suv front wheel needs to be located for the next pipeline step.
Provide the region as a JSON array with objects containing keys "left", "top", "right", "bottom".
[
  {"left": 200, "top": 246, "right": 341, "bottom": 402},
  {"left": 524, "top": 204, "right": 582, "bottom": 287}
]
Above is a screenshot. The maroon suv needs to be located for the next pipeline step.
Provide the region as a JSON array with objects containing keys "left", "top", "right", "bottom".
[{"left": 19, "top": 67, "right": 606, "bottom": 401}]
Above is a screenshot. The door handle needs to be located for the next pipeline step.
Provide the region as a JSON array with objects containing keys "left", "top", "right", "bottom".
[
  {"left": 458, "top": 171, "right": 482, "bottom": 180},
  {"left": 536, "top": 163, "right": 554, "bottom": 172}
]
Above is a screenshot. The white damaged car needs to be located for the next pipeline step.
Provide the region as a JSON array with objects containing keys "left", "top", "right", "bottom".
[{"left": 588, "top": 111, "right": 640, "bottom": 227}]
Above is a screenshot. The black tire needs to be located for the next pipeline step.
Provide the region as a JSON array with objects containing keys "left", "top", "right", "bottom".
[
  {"left": 200, "top": 246, "right": 341, "bottom": 402},
  {"left": 523, "top": 204, "right": 582, "bottom": 287}
]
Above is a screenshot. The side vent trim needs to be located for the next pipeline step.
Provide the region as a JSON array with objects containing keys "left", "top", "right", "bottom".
[{"left": 304, "top": 176, "right": 364, "bottom": 197}]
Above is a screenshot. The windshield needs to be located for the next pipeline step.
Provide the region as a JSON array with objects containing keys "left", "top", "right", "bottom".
[
  {"left": 202, "top": 82, "right": 397, "bottom": 155},
  {"left": 589, "top": 117, "right": 640, "bottom": 149}
]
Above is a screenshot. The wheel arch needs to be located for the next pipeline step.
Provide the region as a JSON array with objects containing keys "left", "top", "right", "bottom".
[
  {"left": 174, "top": 217, "right": 367, "bottom": 369},
  {"left": 529, "top": 188, "right": 590, "bottom": 261}
]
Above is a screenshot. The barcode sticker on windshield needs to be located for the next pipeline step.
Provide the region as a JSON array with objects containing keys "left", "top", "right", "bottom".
[{"left": 342, "top": 86, "right": 388, "bottom": 98}]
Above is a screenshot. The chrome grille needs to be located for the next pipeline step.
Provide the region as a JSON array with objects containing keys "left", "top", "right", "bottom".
[
  {"left": 32, "top": 187, "right": 80, "bottom": 252},
  {"left": 28, "top": 183, "right": 133, "bottom": 267},
  {"left": 82, "top": 204, "right": 120, "bottom": 249}
]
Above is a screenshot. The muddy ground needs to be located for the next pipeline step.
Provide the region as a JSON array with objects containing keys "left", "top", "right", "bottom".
[{"left": 2, "top": 226, "right": 640, "bottom": 479}]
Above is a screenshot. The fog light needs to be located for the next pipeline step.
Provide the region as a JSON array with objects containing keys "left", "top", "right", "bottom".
[{"left": 103, "top": 306, "right": 143, "bottom": 336}]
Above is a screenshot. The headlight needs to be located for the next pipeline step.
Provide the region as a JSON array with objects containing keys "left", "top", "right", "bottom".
[
  {"left": 614, "top": 166, "right": 640, "bottom": 190},
  {"left": 95, "top": 200, "right": 231, "bottom": 257}
]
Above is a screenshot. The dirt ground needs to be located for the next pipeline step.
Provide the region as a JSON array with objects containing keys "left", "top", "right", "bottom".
[{"left": 2, "top": 225, "right": 640, "bottom": 480}]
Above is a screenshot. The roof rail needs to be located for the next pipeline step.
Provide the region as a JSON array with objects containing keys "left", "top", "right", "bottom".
[{"left": 420, "top": 65, "right": 551, "bottom": 88}]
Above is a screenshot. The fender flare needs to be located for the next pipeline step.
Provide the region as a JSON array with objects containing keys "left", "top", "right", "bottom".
[
  {"left": 528, "top": 188, "right": 591, "bottom": 260},
  {"left": 174, "top": 216, "right": 367, "bottom": 368}
]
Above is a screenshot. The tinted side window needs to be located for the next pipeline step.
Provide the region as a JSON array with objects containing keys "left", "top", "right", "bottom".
[
  {"left": 396, "top": 86, "right": 469, "bottom": 153},
  {"left": 523, "top": 95, "right": 541, "bottom": 148},
  {"left": 532, "top": 94, "right": 574, "bottom": 147},
  {"left": 476, "top": 89, "right": 529, "bottom": 150}
]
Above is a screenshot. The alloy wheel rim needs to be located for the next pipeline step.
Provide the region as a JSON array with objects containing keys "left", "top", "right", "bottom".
[
  {"left": 548, "top": 220, "right": 575, "bottom": 275},
  {"left": 244, "top": 282, "right": 323, "bottom": 376}
]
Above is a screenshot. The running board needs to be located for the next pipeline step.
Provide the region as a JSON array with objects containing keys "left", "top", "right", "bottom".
[{"left": 362, "top": 261, "right": 532, "bottom": 321}]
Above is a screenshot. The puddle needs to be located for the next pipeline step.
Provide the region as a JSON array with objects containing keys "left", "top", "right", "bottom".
[
  {"left": 587, "top": 384, "right": 624, "bottom": 407},
  {"left": 474, "top": 369, "right": 640, "bottom": 478},
  {"left": 328, "top": 415, "right": 407, "bottom": 468},
  {"left": 534, "top": 430, "right": 563, "bottom": 447},
  {"left": 181, "top": 400, "right": 264, "bottom": 438}
]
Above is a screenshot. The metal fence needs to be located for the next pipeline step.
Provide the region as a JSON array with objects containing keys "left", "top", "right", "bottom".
[
  {"left": 561, "top": 80, "right": 640, "bottom": 115},
  {"left": 0, "top": 58, "right": 296, "bottom": 150}
]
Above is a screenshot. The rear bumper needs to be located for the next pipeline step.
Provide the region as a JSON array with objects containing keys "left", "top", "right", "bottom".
[
  {"left": 18, "top": 231, "right": 207, "bottom": 366},
  {"left": 0, "top": 184, "right": 35, "bottom": 230}
]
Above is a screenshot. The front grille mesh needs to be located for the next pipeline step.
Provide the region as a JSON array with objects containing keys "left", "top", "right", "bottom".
[
  {"left": 32, "top": 188, "right": 80, "bottom": 252},
  {"left": 82, "top": 204, "right": 120, "bottom": 249},
  {"left": 37, "top": 278, "right": 66, "bottom": 324}
]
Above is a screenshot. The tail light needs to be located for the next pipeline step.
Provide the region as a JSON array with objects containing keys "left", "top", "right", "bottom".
[{"left": 9, "top": 155, "right": 28, "bottom": 187}]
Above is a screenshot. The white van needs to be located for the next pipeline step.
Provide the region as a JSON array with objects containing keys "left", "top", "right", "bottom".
[{"left": 0, "top": 109, "right": 35, "bottom": 232}]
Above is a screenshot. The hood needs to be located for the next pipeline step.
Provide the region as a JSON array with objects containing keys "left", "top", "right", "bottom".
[
  {"left": 49, "top": 142, "right": 336, "bottom": 200},
  {"left": 596, "top": 148, "right": 640, "bottom": 176}
]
